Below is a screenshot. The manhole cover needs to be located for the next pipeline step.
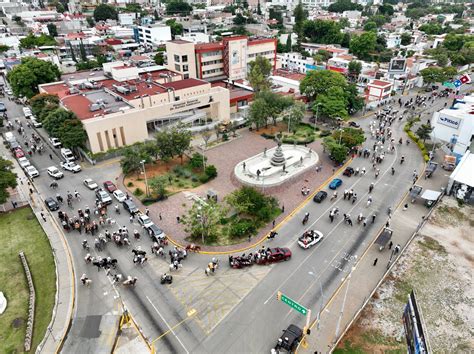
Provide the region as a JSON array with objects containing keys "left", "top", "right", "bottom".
[{"left": 12, "top": 317, "right": 24, "bottom": 328}]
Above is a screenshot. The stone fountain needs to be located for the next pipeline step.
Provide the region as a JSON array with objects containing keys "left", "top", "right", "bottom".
[{"left": 234, "top": 137, "right": 319, "bottom": 188}]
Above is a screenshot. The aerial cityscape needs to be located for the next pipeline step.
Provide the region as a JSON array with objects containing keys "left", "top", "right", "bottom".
[{"left": 0, "top": 0, "right": 472, "bottom": 353}]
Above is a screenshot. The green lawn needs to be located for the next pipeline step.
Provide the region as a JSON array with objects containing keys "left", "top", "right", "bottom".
[{"left": 0, "top": 207, "right": 56, "bottom": 354}]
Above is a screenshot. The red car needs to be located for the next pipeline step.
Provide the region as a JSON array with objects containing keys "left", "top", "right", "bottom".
[
  {"left": 14, "top": 148, "right": 25, "bottom": 158},
  {"left": 256, "top": 247, "right": 292, "bottom": 265},
  {"left": 103, "top": 181, "right": 117, "bottom": 193}
]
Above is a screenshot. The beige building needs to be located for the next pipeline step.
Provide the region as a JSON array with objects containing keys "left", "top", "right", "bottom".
[
  {"left": 166, "top": 36, "right": 277, "bottom": 82},
  {"left": 39, "top": 64, "right": 230, "bottom": 153}
]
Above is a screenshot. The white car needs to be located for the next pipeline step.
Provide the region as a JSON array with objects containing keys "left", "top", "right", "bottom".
[
  {"left": 18, "top": 157, "right": 30, "bottom": 169},
  {"left": 137, "top": 214, "right": 154, "bottom": 228},
  {"left": 5, "top": 88, "right": 12, "bottom": 95},
  {"left": 60, "top": 161, "right": 81, "bottom": 173},
  {"left": 49, "top": 137, "right": 62, "bottom": 148},
  {"left": 95, "top": 188, "right": 112, "bottom": 205},
  {"left": 31, "top": 118, "right": 42, "bottom": 128},
  {"left": 113, "top": 189, "right": 127, "bottom": 202},
  {"left": 83, "top": 178, "right": 98, "bottom": 190},
  {"left": 47, "top": 166, "right": 64, "bottom": 179},
  {"left": 25, "top": 165, "right": 39, "bottom": 178},
  {"left": 61, "top": 148, "right": 75, "bottom": 161},
  {"left": 297, "top": 230, "right": 324, "bottom": 249}
]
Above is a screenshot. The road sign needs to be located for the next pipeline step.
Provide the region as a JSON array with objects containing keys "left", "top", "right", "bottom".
[{"left": 277, "top": 291, "right": 308, "bottom": 315}]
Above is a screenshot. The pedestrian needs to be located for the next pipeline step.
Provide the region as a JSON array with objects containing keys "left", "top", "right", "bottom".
[
  {"left": 403, "top": 203, "right": 408, "bottom": 210},
  {"left": 363, "top": 218, "right": 367, "bottom": 227},
  {"left": 391, "top": 167, "right": 395, "bottom": 175},
  {"left": 176, "top": 216, "right": 180, "bottom": 223},
  {"left": 369, "top": 183, "right": 374, "bottom": 193},
  {"left": 281, "top": 205, "right": 285, "bottom": 213},
  {"left": 272, "top": 219, "right": 275, "bottom": 227},
  {"left": 347, "top": 218, "right": 353, "bottom": 226},
  {"left": 29, "top": 188, "right": 34, "bottom": 194},
  {"left": 40, "top": 212, "right": 46, "bottom": 222},
  {"left": 388, "top": 241, "right": 393, "bottom": 250},
  {"left": 343, "top": 190, "right": 348, "bottom": 200},
  {"left": 12, "top": 201, "right": 17, "bottom": 208},
  {"left": 49, "top": 153, "right": 53, "bottom": 160},
  {"left": 373, "top": 258, "right": 378, "bottom": 266},
  {"left": 130, "top": 215, "right": 134, "bottom": 223},
  {"left": 329, "top": 214, "right": 334, "bottom": 223},
  {"left": 145, "top": 208, "right": 150, "bottom": 216},
  {"left": 248, "top": 235, "right": 251, "bottom": 242},
  {"left": 386, "top": 220, "right": 390, "bottom": 227},
  {"left": 394, "top": 244, "right": 401, "bottom": 254},
  {"left": 159, "top": 212, "right": 162, "bottom": 221}
]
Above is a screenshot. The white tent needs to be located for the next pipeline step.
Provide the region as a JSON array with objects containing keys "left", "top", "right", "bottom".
[{"left": 447, "top": 151, "right": 474, "bottom": 194}]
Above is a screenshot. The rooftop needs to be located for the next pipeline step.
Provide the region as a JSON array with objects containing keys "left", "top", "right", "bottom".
[
  {"left": 370, "top": 80, "right": 392, "bottom": 87},
  {"left": 273, "top": 69, "right": 306, "bottom": 82}
]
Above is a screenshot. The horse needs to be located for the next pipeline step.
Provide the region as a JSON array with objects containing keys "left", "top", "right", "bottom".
[
  {"left": 169, "top": 261, "right": 182, "bottom": 272},
  {"left": 84, "top": 253, "right": 93, "bottom": 263},
  {"left": 132, "top": 249, "right": 146, "bottom": 257},
  {"left": 112, "top": 273, "right": 123, "bottom": 284},
  {"left": 185, "top": 244, "right": 201, "bottom": 252},
  {"left": 50, "top": 182, "right": 58, "bottom": 189},
  {"left": 80, "top": 274, "right": 92, "bottom": 286},
  {"left": 205, "top": 262, "right": 218, "bottom": 276}
]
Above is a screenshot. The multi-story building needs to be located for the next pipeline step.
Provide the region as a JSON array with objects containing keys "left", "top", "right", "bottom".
[
  {"left": 134, "top": 24, "right": 172, "bottom": 47},
  {"left": 39, "top": 63, "right": 230, "bottom": 153},
  {"left": 278, "top": 52, "right": 315, "bottom": 74},
  {"left": 166, "top": 36, "right": 277, "bottom": 82}
]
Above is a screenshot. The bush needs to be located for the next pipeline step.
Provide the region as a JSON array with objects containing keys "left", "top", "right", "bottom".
[
  {"left": 127, "top": 182, "right": 134, "bottom": 187},
  {"left": 198, "top": 174, "right": 210, "bottom": 183},
  {"left": 222, "top": 132, "right": 229, "bottom": 141},
  {"left": 229, "top": 219, "right": 256, "bottom": 238},
  {"left": 182, "top": 169, "right": 192, "bottom": 179},
  {"left": 134, "top": 187, "right": 143, "bottom": 196},
  {"left": 261, "top": 133, "right": 275, "bottom": 139},
  {"left": 320, "top": 130, "right": 331, "bottom": 137},
  {"left": 173, "top": 165, "right": 185, "bottom": 177},
  {"left": 191, "top": 175, "right": 199, "bottom": 182},
  {"left": 189, "top": 152, "right": 206, "bottom": 169},
  {"left": 142, "top": 195, "right": 167, "bottom": 205},
  {"left": 282, "top": 137, "right": 315, "bottom": 145},
  {"left": 205, "top": 165, "right": 218, "bottom": 179}
]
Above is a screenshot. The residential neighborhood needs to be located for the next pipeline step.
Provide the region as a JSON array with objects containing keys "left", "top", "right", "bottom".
[{"left": 0, "top": 0, "right": 472, "bottom": 353}]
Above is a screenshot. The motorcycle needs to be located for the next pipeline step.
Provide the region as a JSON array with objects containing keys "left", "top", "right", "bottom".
[{"left": 160, "top": 274, "right": 173, "bottom": 284}]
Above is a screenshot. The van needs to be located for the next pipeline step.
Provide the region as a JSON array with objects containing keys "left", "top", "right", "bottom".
[
  {"left": 4, "top": 132, "right": 15, "bottom": 143},
  {"left": 22, "top": 107, "right": 32, "bottom": 118},
  {"left": 122, "top": 199, "right": 138, "bottom": 215},
  {"left": 60, "top": 148, "right": 75, "bottom": 161}
]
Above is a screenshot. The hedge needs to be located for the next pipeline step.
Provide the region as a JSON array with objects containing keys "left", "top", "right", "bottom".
[{"left": 404, "top": 123, "right": 430, "bottom": 162}]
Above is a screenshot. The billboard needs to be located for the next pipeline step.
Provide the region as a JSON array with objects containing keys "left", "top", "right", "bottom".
[
  {"left": 227, "top": 38, "right": 247, "bottom": 81},
  {"left": 389, "top": 58, "right": 407, "bottom": 73},
  {"left": 402, "top": 290, "right": 429, "bottom": 354},
  {"left": 437, "top": 114, "right": 461, "bottom": 130}
]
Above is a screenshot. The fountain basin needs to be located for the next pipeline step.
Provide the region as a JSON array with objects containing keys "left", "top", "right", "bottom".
[{"left": 234, "top": 145, "right": 319, "bottom": 188}]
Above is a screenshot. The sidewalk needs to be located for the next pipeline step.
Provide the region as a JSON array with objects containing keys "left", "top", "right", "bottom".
[
  {"left": 299, "top": 151, "right": 449, "bottom": 353},
  {"left": 0, "top": 142, "right": 75, "bottom": 353}
]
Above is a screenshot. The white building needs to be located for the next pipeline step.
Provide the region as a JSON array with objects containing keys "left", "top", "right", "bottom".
[
  {"left": 134, "top": 24, "right": 172, "bottom": 47},
  {"left": 431, "top": 94, "right": 474, "bottom": 158},
  {"left": 278, "top": 52, "right": 315, "bottom": 74},
  {"left": 118, "top": 13, "right": 136, "bottom": 26},
  {"left": 386, "top": 33, "right": 401, "bottom": 49}
]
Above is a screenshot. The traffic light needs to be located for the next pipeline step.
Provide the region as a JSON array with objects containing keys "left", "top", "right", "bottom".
[{"left": 277, "top": 291, "right": 282, "bottom": 301}]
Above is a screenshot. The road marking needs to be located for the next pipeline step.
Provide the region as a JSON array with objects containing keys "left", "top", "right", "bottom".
[{"left": 146, "top": 296, "right": 190, "bottom": 354}]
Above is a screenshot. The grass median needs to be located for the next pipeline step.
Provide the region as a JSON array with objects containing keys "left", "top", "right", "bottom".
[{"left": 0, "top": 207, "right": 56, "bottom": 353}]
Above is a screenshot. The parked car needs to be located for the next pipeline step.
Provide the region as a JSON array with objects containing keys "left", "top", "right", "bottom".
[
  {"left": 83, "top": 178, "right": 98, "bottom": 190},
  {"left": 0, "top": 102, "right": 7, "bottom": 112},
  {"left": 313, "top": 191, "right": 327, "bottom": 203},
  {"left": 275, "top": 324, "right": 303, "bottom": 352},
  {"left": 95, "top": 188, "right": 112, "bottom": 205},
  {"left": 103, "top": 180, "right": 117, "bottom": 193},
  {"left": 329, "top": 178, "right": 343, "bottom": 190},
  {"left": 348, "top": 121, "right": 360, "bottom": 128},
  {"left": 25, "top": 165, "right": 39, "bottom": 178},
  {"left": 47, "top": 166, "right": 64, "bottom": 179},
  {"left": 298, "top": 230, "right": 324, "bottom": 249},
  {"left": 122, "top": 199, "right": 138, "bottom": 215},
  {"left": 146, "top": 224, "right": 165, "bottom": 241},
  {"left": 31, "top": 118, "right": 42, "bottom": 128},
  {"left": 22, "top": 107, "right": 32, "bottom": 118},
  {"left": 113, "top": 189, "right": 127, "bottom": 202},
  {"left": 14, "top": 148, "right": 25, "bottom": 159},
  {"left": 137, "top": 214, "right": 153, "bottom": 228},
  {"left": 49, "top": 137, "right": 62, "bottom": 148},
  {"left": 60, "top": 161, "right": 81, "bottom": 173},
  {"left": 18, "top": 157, "right": 31, "bottom": 169},
  {"left": 45, "top": 197, "right": 60, "bottom": 211},
  {"left": 5, "top": 88, "right": 12, "bottom": 96},
  {"left": 256, "top": 247, "right": 291, "bottom": 264},
  {"left": 61, "top": 148, "right": 75, "bottom": 161}
]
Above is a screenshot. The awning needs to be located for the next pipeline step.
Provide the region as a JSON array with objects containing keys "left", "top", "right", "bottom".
[{"left": 421, "top": 190, "right": 442, "bottom": 201}]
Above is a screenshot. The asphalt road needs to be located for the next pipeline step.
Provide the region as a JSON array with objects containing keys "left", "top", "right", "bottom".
[{"left": 1, "top": 81, "right": 459, "bottom": 353}]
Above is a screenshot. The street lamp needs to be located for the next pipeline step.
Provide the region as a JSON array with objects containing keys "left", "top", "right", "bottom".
[
  {"left": 334, "top": 266, "right": 356, "bottom": 342},
  {"left": 140, "top": 160, "right": 150, "bottom": 197},
  {"left": 308, "top": 270, "right": 325, "bottom": 330}
]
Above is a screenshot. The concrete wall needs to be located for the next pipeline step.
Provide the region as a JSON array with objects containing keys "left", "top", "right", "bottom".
[{"left": 166, "top": 41, "right": 197, "bottom": 79}]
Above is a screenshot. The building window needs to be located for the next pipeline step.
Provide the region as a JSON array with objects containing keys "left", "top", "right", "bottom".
[
  {"left": 182, "top": 65, "right": 188, "bottom": 71},
  {"left": 182, "top": 55, "right": 188, "bottom": 62},
  {"left": 184, "top": 74, "right": 189, "bottom": 79},
  {"left": 174, "top": 54, "right": 180, "bottom": 62},
  {"left": 175, "top": 64, "right": 181, "bottom": 71}
]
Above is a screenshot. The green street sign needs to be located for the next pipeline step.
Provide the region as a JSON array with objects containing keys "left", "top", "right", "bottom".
[{"left": 278, "top": 291, "right": 308, "bottom": 315}]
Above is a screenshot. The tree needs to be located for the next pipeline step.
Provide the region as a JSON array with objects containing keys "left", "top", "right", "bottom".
[
  {"left": 332, "top": 127, "right": 365, "bottom": 149},
  {"left": 166, "top": 19, "right": 184, "bottom": 37},
  {"left": 0, "top": 44, "right": 9, "bottom": 53},
  {"left": 86, "top": 16, "right": 95, "bottom": 27},
  {"left": 348, "top": 61, "right": 362, "bottom": 81},
  {"left": 249, "top": 91, "right": 293, "bottom": 129},
  {"left": 314, "top": 87, "right": 348, "bottom": 120},
  {"left": 435, "top": 53, "right": 449, "bottom": 67},
  {"left": 0, "top": 157, "right": 17, "bottom": 204},
  {"left": 350, "top": 32, "right": 377, "bottom": 61},
  {"left": 248, "top": 97, "right": 268, "bottom": 131},
  {"left": 171, "top": 126, "right": 192, "bottom": 163},
  {"left": 322, "top": 136, "right": 349, "bottom": 164},
  {"left": 20, "top": 33, "right": 56, "bottom": 48},
  {"left": 42, "top": 108, "right": 75, "bottom": 136},
  {"left": 93, "top": 4, "right": 118, "bottom": 21},
  {"left": 47, "top": 23, "right": 58, "bottom": 37},
  {"left": 346, "top": 84, "right": 364, "bottom": 114},
  {"left": 58, "top": 119, "right": 87, "bottom": 149},
  {"left": 154, "top": 52, "right": 164, "bottom": 65},
  {"left": 166, "top": 0, "right": 192, "bottom": 16},
  {"left": 181, "top": 199, "right": 224, "bottom": 243},
  {"left": 79, "top": 40, "right": 87, "bottom": 62},
  {"left": 282, "top": 101, "right": 305, "bottom": 133},
  {"left": 30, "top": 93, "right": 60, "bottom": 121},
  {"left": 367, "top": 15, "right": 388, "bottom": 27},
  {"left": 293, "top": 1, "right": 305, "bottom": 36},
  {"left": 285, "top": 34, "right": 292, "bottom": 52},
  {"left": 247, "top": 55, "right": 272, "bottom": 93},
  {"left": 363, "top": 21, "right": 377, "bottom": 32},
  {"left": 233, "top": 13, "right": 246, "bottom": 25},
  {"left": 300, "top": 70, "right": 347, "bottom": 101},
  {"left": 257, "top": 0, "right": 262, "bottom": 15},
  {"left": 416, "top": 124, "right": 433, "bottom": 142},
  {"left": 149, "top": 176, "right": 168, "bottom": 199},
  {"left": 378, "top": 4, "right": 394, "bottom": 16},
  {"left": 155, "top": 125, "right": 192, "bottom": 163},
  {"left": 328, "top": 0, "right": 362, "bottom": 13},
  {"left": 120, "top": 146, "right": 151, "bottom": 177},
  {"left": 420, "top": 67, "right": 446, "bottom": 84},
  {"left": 226, "top": 186, "right": 278, "bottom": 221},
  {"left": 400, "top": 32, "right": 412, "bottom": 46},
  {"left": 302, "top": 20, "right": 343, "bottom": 45},
  {"left": 7, "top": 57, "right": 60, "bottom": 98}
]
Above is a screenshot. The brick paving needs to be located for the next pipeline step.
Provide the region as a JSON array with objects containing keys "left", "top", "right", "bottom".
[{"left": 120, "top": 129, "right": 335, "bottom": 252}]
